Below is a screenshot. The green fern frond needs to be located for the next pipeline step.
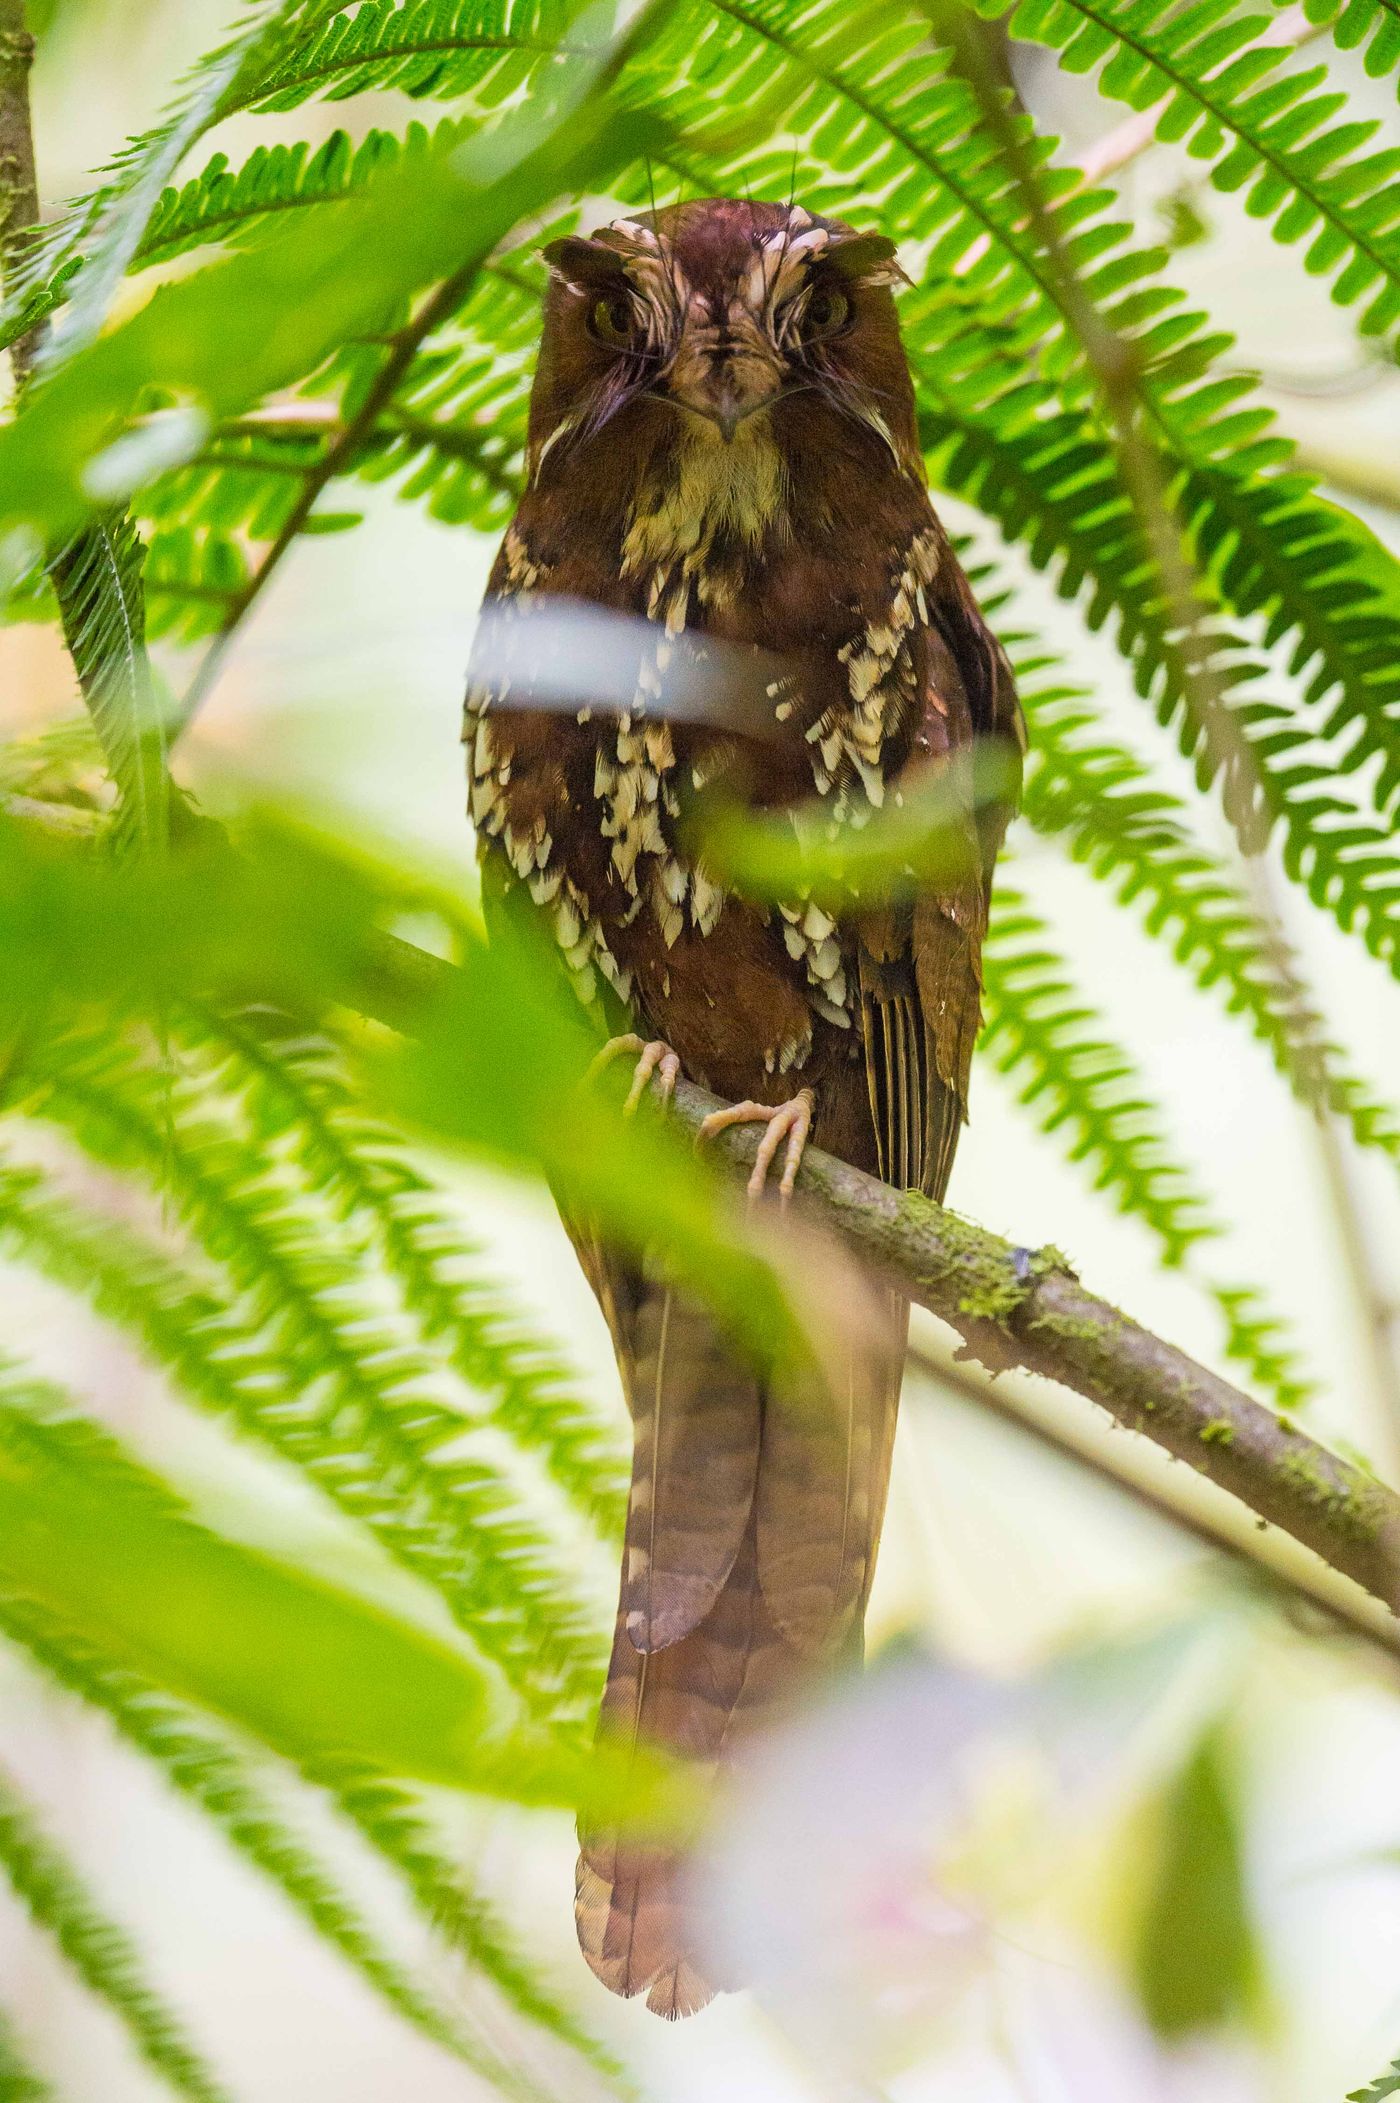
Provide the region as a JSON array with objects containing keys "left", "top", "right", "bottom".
[
  {"left": 328, "top": 1767, "right": 629, "bottom": 2088},
  {"left": 0, "top": 2008, "right": 50, "bottom": 2103},
  {"left": 920, "top": 386, "right": 1400, "bottom": 973},
  {"left": 0, "top": 1600, "right": 498, "bottom": 2079},
  {"left": 16, "top": 0, "right": 333, "bottom": 354},
  {"left": 1350, "top": 2052, "right": 1400, "bottom": 2102},
  {"left": 1210, "top": 1285, "right": 1314, "bottom": 1415},
  {"left": 193, "top": 1007, "right": 627, "bottom": 1536},
  {"left": 123, "top": 126, "right": 543, "bottom": 629},
  {"left": 142, "top": 523, "right": 248, "bottom": 646},
  {"left": 245, "top": 0, "right": 575, "bottom": 113},
  {"left": 983, "top": 889, "right": 1218, "bottom": 1264},
  {"left": 137, "top": 124, "right": 455, "bottom": 270},
  {"left": 982, "top": 889, "right": 1315, "bottom": 1408},
  {"left": 0, "top": 1760, "right": 229, "bottom": 2103},
  {"left": 1012, "top": 648, "right": 1400, "bottom": 1166},
  {"left": 132, "top": 173, "right": 540, "bottom": 617},
  {"left": 1300, "top": 0, "right": 1400, "bottom": 92},
  {"left": 989, "top": 0, "right": 1400, "bottom": 334},
  {"left": 0, "top": 713, "right": 106, "bottom": 807},
  {"left": 47, "top": 513, "right": 167, "bottom": 854},
  {"left": 2, "top": 1034, "right": 606, "bottom": 1715}
]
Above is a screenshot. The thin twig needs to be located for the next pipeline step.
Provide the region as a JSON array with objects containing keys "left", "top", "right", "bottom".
[
  {"left": 212, "top": 403, "right": 521, "bottom": 498},
  {"left": 171, "top": 260, "right": 484, "bottom": 737},
  {"left": 906, "top": 1338, "right": 1400, "bottom": 1665}
]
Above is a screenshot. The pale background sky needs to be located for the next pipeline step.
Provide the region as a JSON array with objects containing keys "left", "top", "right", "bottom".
[{"left": 3, "top": 5, "right": 1400, "bottom": 2100}]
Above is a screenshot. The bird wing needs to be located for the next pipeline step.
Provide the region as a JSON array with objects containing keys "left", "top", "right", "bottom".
[{"left": 856, "top": 544, "right": 1024, "bottom": 1205}]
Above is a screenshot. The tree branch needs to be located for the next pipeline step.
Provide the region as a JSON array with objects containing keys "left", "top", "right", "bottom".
[
  {"left": 648, "top": 1068, "right": 1400, "bottom": 1620},
  {"left": 334, "top": 924, "right": 1400, "bottom": 1633},
  {"left": 0, "top": 0, "right": 42, "bottom": 388},
  {"left": 907, "top": 1338, "right": 1400, "bottom": 1662}
]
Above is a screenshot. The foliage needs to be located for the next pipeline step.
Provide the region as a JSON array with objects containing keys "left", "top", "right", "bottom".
[
  {"left": 1, "top": 0, "right": 1398, "bottom": 2091},
  {"left": 47, "top": 512, "right": 167, "bottom": 853},
  {"left": 1131, "top": 1719, "right": 1259, "bottom": 2039},
  {"left": 1352, "top": 2057, "right": 1400, "bottom": 2102},
  {"left": 0, "top": 1754, "right": 229, "bottom": 2102},
  {"left": 0, "top": 2009, "right": 51, "bottom": 2103}
]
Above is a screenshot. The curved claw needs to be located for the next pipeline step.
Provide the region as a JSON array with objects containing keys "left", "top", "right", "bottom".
[
  {"left": 589, "top": 1033, "right": 683, "bottom": 1116},
  {"left": 697, "top": 1090, "right": 815, "bottom": 1205}
]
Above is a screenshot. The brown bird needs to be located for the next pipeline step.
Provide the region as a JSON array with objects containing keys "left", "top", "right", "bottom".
[{"left": 463, "top": 197, "right": 1022, "bottom": 2017}]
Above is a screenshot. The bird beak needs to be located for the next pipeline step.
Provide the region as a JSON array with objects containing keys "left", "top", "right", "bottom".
[
  {"left": 661, "top": 346, "right": 784, "bottom": 441},
  {"left": 714, "top": 385, "right": 778, "bottom": 442},
  {"left": 670, "top": 380, "right": 782, "bottom": 443}
]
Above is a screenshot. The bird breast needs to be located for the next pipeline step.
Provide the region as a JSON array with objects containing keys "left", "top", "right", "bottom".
[{"left": 620, "top": 417, "right": 790, "bottom": 630}]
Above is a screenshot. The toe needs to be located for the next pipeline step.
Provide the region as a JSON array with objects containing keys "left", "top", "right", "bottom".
[
  {"left": 621, "top": 1040, "right": 684, "bottom": 1116},
  {"left": 588, "top": 1033, "right": 644, "bottom": 1085}
]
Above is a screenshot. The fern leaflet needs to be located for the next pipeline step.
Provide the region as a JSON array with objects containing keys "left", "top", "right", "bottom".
[
  {"left": 1300, "top": 0, "right": 1400, "bottom": 93},
  {"left": 0, "top": 2010, "right": 50, "bottom": 2103},
  {"left": 0, "top": 1758, "right": 229, "bottom": 2103},
  {"left": 0, "top": 1601, "right": 504, "bottom": 2079},
  {"left": 48, "top": 513, "right": 167, "bottom": 855},
  {"left": 994, "top": 0, "right": 1400, "bottom": 333},
  {"left": 983, "top": 889, "right": 1315, "bottom": 1409},
  {"left": 3, "top": 1034, "right": 606, "bottom": 1715}
]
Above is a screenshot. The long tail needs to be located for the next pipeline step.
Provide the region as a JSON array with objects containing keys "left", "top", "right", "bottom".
[{"left": 575, "top": 1263, "right": 906, "bottom": 2016}]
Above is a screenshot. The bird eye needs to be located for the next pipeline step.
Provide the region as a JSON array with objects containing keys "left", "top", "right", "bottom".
[
  {"left": 589, "top": 294, "right": 639, "bottom": 348},
  {"left": 800, "top": 287, "right": 851, "bottom": 341}
]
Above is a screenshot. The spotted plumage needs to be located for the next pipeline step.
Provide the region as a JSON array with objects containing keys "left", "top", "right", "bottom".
[{"left": 463, "top": 197, "right": 1023, "bottom": 2015}]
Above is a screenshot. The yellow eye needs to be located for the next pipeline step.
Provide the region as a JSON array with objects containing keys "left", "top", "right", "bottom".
[
  {"left": 589, "top": 294, "right": 637, "bottom": 347},
  {"left": 801, "top": 287, "right": 850, "bottom": 340}
]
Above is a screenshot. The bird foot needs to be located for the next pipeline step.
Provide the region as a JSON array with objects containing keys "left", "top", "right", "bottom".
[
  {"left": 589, "top": 1033, "right": 682, "bottom": 1116},
  {"left": 698, "top": 1090, "right": 815, "bottom": 1204}
]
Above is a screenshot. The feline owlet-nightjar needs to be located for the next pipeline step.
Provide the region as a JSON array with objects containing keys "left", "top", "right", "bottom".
[{"left": 464, "top": 196, "right": 1023, "bottom": 2017}]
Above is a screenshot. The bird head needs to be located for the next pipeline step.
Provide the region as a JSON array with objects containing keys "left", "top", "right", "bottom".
[{"left": 528, "top": 198, "right": 919, "bottom": 484}]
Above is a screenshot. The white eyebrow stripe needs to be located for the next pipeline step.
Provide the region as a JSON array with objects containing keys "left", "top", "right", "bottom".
[
  {"left": 780, "top": 227, "right": 829, "bottom": 259},
  {"left": 608, "top": 217, "right": 661, "bottom": 249}
]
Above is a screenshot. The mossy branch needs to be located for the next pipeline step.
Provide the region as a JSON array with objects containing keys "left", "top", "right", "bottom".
[{"left": 651, "top": 1067, "right": 1400, "bottom": 1626}]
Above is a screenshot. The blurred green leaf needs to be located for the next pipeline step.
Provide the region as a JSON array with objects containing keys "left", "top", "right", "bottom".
[
  {"left": 0, "top": 1372, "right": 602, "bottom": 1805},
  {"left": 0, "top": 68, "right": 662, "bottom": 542},
  {"left": 0, "top": 805, "right": 808, "bottom": 1378},
  {"left": 0, "top": 1760, "right": 230, "bottom": 2103},
  {"left": 1133, "top": 1719, "right": 1261, "bottom": 2038},
  {"left": 695, "top": 741, "right": 1019, "bottom": 908},
  {"left": 0, "top": 2007, "right": 50, "bottom": 2103},
  {"left": 0, "top": 1599, "right": 543, "bottom": 2089}
]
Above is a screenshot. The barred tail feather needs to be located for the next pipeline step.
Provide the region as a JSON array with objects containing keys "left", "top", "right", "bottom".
[{"left": 576, "top": 1280, "right": 908, "bottom": 2013}]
